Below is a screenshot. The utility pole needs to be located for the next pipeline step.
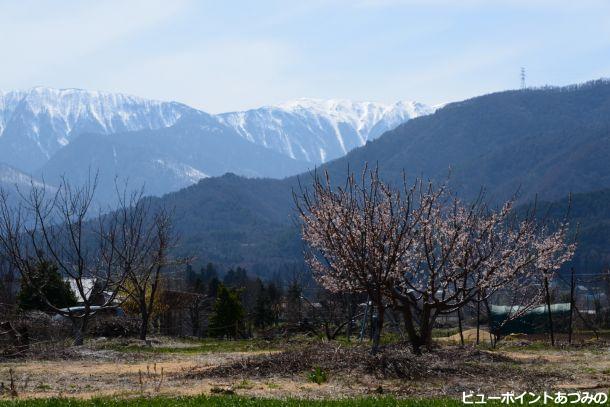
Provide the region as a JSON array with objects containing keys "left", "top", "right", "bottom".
[
  {"left": 346, "top": 293, "right": 353, "bottom": 342},
  {"left": 476, "top": 290, "right": 481, "bottom": 345},
  {"left": 521, "top": 67, "right": 526, "bottom": 89},
  {"left": 568, "top": 268, "right": 576, "bottom": 345},
  {"left": 359, "top": 298, "right": 370, "bottom": 342}
]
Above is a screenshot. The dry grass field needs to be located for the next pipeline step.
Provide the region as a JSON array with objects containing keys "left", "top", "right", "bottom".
[{"left": 1, "top": 334, "right": 610, "bottom": 403}]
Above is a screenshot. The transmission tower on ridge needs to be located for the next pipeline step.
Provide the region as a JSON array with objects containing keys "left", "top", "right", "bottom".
[{"left": 520, "top": 67, "right": 526, "bottom": 89}]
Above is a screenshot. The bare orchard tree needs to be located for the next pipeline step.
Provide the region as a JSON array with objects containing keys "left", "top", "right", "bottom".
[
  {"left": 0, "top": 176, "right": 125, "bottom": 345},
  {"left": 301, "top": 289, "right": 365, "bottom": 341},
  {"left": 295, "top": 168, "right": 420, "bottom": 353},
  {"left": 0, "top": 255, "right": 17, "bottom": 309},
  {"left": 109, "top": 186, "right": 179, "bottom": 341}
]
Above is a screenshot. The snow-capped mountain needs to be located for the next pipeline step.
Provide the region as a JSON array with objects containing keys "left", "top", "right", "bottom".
[
  {"left": 0, "top": 87, "right": 192, "bottom": 171},
  {"left": 39, "top": 113, "right": 312, "bottom": 203},
  {"left": 0, "top": 87, "right": 434, "bottom": 204},
  {"left": 218, "top": 98, "right": 433, "bottom": 164},
  {"left": 0, "top": 88, "right": 433, "bottom": 172}
]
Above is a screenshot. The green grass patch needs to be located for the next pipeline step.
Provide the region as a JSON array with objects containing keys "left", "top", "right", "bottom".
[
  {"left": 103, "top": 339, "right": 276, "bottom": 354},
  {"left": 306, "top": 366, "right": 328, "bottom": 385},
  {"left": 0, "top": 395, "right": 601, "bottom": 406},
  {"left": 234, "top": 380, "right": 255, "bottom": 390},
  {"left": 431, "top": 328, "right": 461, "bottom": 338},
  {"left": 493, "top": 341, "right": 558, "bottom": 352},
  {"left": 333, "top": 332, "right": 404, "bottom": 347},
  {"left": 0, "top": 395, "right": 490, "bottom": 406}
]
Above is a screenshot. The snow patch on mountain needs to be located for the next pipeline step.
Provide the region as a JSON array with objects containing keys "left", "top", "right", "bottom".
[
  {"left": 218, "top": 98, "right": 433, "bottom": 163},
  {"left": 153, "top": 159, "right": 208, "bottom": 184},
  {"left": 0, "top": 163, "right": 47, "bottom": 189},
  {"left": 0, "top": 87, "right": 191, "bottom": 171},
  {"left": 0, "top": 87, "right": 435, "bottom": 197}
]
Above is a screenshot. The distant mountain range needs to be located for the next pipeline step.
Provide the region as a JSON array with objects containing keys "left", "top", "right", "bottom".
[
  {"left": 218, "top": 99, "right": 432, "bottom": 164},
  {"left": 148, "top": 80, "right": 610, "bottom": 276},
  {"left": 6, "top": 81, "right": 610, "bottom": 277},
  {"left": 0, "top": 87, "right": 431, "bottom": 200},
  {"left": 0, "top": 87, "right": 189, "bottom": 172},
  {"left": 38, "top": 112, "right": 313, "bottom": 202}
]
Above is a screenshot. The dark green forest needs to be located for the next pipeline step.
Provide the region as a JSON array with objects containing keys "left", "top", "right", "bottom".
[{"left": 150, "top": 80, "right": 610, "bottom": 276}]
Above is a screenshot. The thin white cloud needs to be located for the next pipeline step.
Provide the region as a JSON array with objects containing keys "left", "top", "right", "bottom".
[
  {"left": 0, "top": 0, "right": 190, "bottom": 88},
  {"left": 355, "top": 0, "right": 610, "bottom": 9},
  {"left": 1, "top": 1, "right": 608, "bottom": 111},
  {"left": 101, "top": 39, "right": 305, "bottom": 113}
]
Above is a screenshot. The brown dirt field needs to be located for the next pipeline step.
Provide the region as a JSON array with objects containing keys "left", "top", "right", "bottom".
[
  {"left": 436, "top": 328, "right": 492, "bottom": 344},
  {"left": 1, "top": 337, "right": 610, "bottom": 400}
]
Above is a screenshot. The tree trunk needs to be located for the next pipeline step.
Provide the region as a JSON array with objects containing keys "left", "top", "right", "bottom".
[
  {"left": 476, "top": 293, "right": 481, "bottom": 345},
  {"left": 73, "top": 317, "right": 88, "bottom": 346},
  {"left": 401, "top": 305, "right": 422, "bottom": 354},
  {"left": 346, "top": 295, "right": 352, "bottom": 342},
  {"left": 482, "top": 298, "right": 497, "bottom": 349},
  {"left": 419, "top": 305, "right": 435, "bottom": 351},
  {"left": 371, "top": 306, "right": 384, "bottom": 354},
  {"left": 544, "top": 277, "right": 555, "bottom": 347},
  {"left": 140, "top": 309, "right": 150, "bottom": 341},
  {"left": 369, "top": 308, "right": 374, "bottom": 341},
  {"left": 568, "top": 268, "right": 575, "bottom": 345},
  {"left": 358, "top": 299, "right": 370, "bottom": 341},
  {"left": 401, "top": 303, "right": 435, "bottom": 354},
  {"left": 191, "top": 305, "right": 200, "bottom": 337},
  {"left": 457, "top": 308, "right": 464, "bottom": 346}
]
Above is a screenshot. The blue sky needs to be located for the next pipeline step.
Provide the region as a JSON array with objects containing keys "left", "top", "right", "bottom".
[{"left": 1, "top": 0, "right": 609, "bottom": 112}]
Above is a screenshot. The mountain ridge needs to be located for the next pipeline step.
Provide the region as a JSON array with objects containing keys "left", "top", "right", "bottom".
[
  {"left": 0, "top": 87, "right": 192, "bottom": 171},
  {"left": 0, "top": 87, "right": 430, "bottom": 201},
  {"left": 149, "top": 79, "right": 610, "bottom": 275},
  {"left": 218, "top": 98, "right": 432, "bottom": 164}
]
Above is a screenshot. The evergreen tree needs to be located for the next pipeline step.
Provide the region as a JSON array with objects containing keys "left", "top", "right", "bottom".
[
  {"left": 208, "top": 283, "right": 244, "bottom": 339},
  {"left": 253, "top": 282, "right": 274, "bottom": 329},
  {"left": 184, "top": 264, "right": 195, "bottom": 284},
  {"left": 267, "top": 282, "right": 282, "bottom": 325},
  {"left": 285, "top": 281, "right": 302, "bottom": 325},
  {"left": 208, "top": 277, "right": 220, "bottom": 299},
  {"left": 18, "top": 260, "right": 77, "bottom": 311},
  {"left": 201, "top": 263, "right": 218, "bottom": 283},
  {"left": 223, "top": 267, "right": 249, "bottom": 289}
]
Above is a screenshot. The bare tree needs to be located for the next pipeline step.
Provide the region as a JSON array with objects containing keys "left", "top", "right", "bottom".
[
  {"left": 0, "top": 255, "right": 17, "bottom": 309},
  {"left": 475, "top": 279, "right": 546, "bottom": 348},
  {"left": 301, "top": 289, "right": 365, "bottom": 341},
  {"left": 187, "top": 292, "right": 209, "bottom": 337},
  {"left": 0, "top": 176, "right": 124, "bottom": 345},
  {"left": 108, "top": 186, "right": 179, "bottom": 341}
]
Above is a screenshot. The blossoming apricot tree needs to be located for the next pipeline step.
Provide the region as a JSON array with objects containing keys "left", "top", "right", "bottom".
[{"left": 296, "top": 168, "right": 575, "bottom": 353}]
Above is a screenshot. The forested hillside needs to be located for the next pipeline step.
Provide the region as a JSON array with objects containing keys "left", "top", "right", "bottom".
[
  {"left": 530, "top": 188, "right": 610, "bottom": 272},
  {"left": 156, "top": 80, "right": 610, "bottom": 275}
]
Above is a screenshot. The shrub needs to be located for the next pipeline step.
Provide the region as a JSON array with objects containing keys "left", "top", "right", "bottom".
[{"left": 307, "top": 366, "right": 328, "bottom": 385}]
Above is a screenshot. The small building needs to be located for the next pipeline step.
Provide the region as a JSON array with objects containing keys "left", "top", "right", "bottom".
[
  {"left": 490, "top": 303, "right": 572, "bottom": 335},
  {"left": 65, "top": 278, "right": 113, "bottom": 305}
]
